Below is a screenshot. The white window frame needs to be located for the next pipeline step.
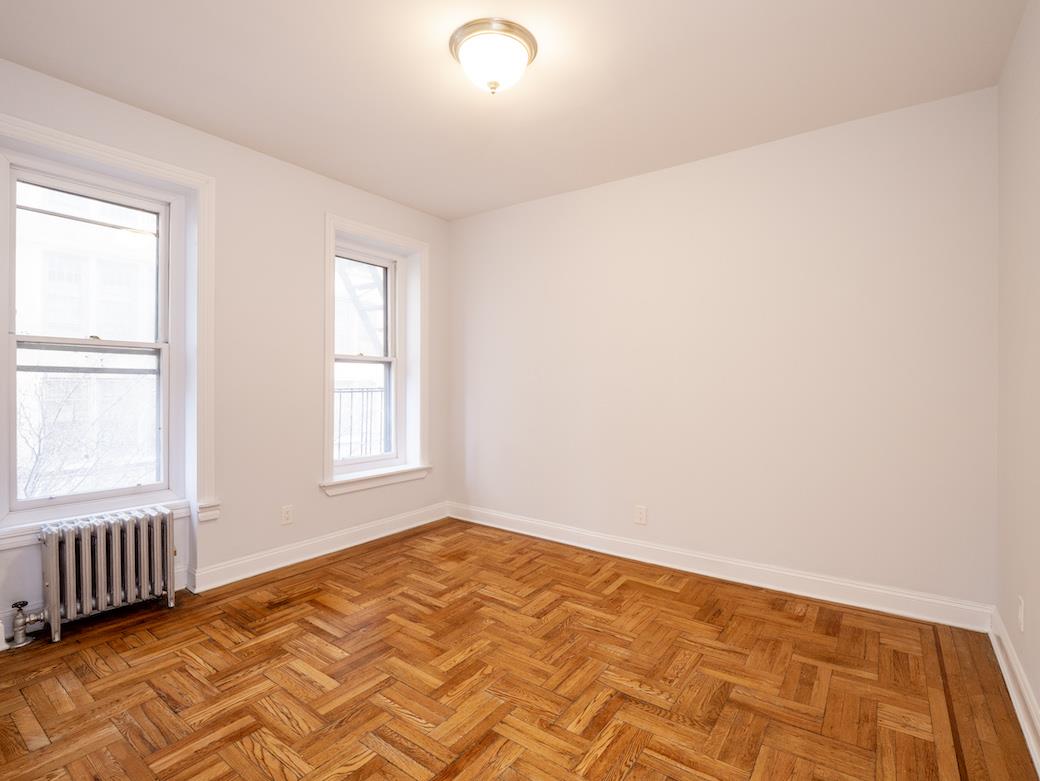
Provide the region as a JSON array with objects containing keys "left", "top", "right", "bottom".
[
  {"left": 321, "top": 214, "right": 429, "bottom": 495},
  {"left": 332, "top": 247, "right": 399, "bottom": 469},
  {"left": 1, "top": 149, "right": 187, "bottom": 514}
]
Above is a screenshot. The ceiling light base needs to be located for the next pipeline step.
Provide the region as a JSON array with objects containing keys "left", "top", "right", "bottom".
[{"left": 449, "top": 18, "right": 538, "bottom": 64}]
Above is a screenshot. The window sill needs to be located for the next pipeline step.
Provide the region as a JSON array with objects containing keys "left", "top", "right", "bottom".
[
  {"left": 320, "top": 464, "right": 431, "bottom": 496},
  {"left": 0, "top": 495, "right": 190, "bottom": 552}
]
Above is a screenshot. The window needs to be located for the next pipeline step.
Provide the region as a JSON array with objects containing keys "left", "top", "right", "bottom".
[
  {"left": 10, "top": 171, "right": 171, "bottom": 507},
  {"left": 323, "top": 215, "right": 428, "bottom": 494},
  {"left": 333, "top": 255, "right": 395, "bottom": 462}
]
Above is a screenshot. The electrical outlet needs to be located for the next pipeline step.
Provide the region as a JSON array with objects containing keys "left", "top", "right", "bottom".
[
  {"left": 280, "top": 505, "right": 294, "bottom": 526},
  {"left": 1018, "top": 595, "right": 1026, "bottom": 633},
  {"left": 634, "top": 505, "right": 647, "bottom": 526}
]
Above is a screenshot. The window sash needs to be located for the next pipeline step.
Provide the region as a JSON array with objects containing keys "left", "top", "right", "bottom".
[
  {"left": 332, "top": 356, "right": 394, "bottom": 466},
  {"left": 13, "top": 339, "right": 168, "bottom": 506},
  {"left": 9, "top": 166, "right": 172, "bottom": 509},
  {"left": 333, "top": 252, "right": 395, "bottom": 360},
  {"left": 331, "top": 248, "right": 399, "bottom": 469},
  {"left": 14, "top": 167, "right": 170, "bottom": 343}
]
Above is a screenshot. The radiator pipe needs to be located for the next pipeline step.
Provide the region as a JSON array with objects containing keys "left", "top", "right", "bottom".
[{"left": 9, "top": 601, "right": 46, "bottom": 648}]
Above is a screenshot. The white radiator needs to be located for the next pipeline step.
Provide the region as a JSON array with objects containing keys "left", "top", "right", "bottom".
[{"left": 39, "top": 506, "right": 175, "bottom": 642}]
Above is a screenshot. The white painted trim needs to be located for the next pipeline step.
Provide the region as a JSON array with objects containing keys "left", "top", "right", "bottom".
[
  {"left": 0, "top": 112, "right": 220, "bottom": 536},
  {"left": 0, "top": 499, "right": 191, "bottom": 551},
  {"left": 0, "top": 113, "right": 210, "bottom": 188},
  {"left": 191, "top": 176, "right": 219, "bottom": 524},
  {"left": 991, "top": 610, "right": 1040, "bottom": 770},
  {"left": 189, "top": 501, "right": 449, "bottom": 592},
  {"left": 320, "top": 464, "right": 431, "bottom": 496},
  {"left": 197, "top": 501, "right": 221, "bottom": 524},
  {"left": 0, "top": 526, "right": 39, "bottom": 552},
  {"left": 1, "top": 488, "right": 185, "bottom": 531},
  {"left": 444, "top": 502, "right": 995, "bottom": 631},
  {"left": 322, "top": 213, "right": 429, "bottom": 490}
]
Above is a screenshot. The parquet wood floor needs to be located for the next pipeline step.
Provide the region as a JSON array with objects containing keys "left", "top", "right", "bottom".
[{"left": 0, "top": 519, "right": 1035, "bottom": 780}]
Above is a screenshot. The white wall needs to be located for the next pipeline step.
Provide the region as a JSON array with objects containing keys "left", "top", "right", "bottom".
[
  {"left": 448, "top": 90, "right": 999, "bottom": 605},
  {"left": 998, "top": 0, "right": 1040, "bottom": 712},
  {"left": 0, "top": 59, "right": 452, "bottom": 629},
  {"left": 0, "top": 57, "right": 1006, "bottom": 644}
]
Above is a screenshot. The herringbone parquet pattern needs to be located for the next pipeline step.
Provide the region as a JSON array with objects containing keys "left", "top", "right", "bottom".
[{"left": 0, "top": 519, "right": 1034, "bottom": 780}]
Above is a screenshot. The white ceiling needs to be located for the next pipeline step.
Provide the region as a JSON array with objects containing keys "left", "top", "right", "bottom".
[{"left": 0, "top": 1, "right": 1026, "bottom": 219}]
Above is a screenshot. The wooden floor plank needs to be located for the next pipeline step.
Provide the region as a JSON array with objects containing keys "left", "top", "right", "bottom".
[{"left": 0, "top": 519, "right": 1035, "bottom": 781}]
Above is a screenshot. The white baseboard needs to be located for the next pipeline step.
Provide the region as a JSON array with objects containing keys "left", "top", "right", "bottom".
[
  {"left": 991, "top": 610, "right": 1040, "bottom": 769},
  {"left": 444, "top": 502, "right": 995, "bottom": 632},
  {"left": 188, "top": 502, "right": 450, "bottom": 592}
]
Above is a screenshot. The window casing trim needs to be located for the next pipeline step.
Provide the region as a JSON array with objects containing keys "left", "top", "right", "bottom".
[
  {"left": 319, "top": 463, "right": 431, "bottom": 496},
  {"left": 1, "top": 149, "right": 187, "bottom": 515},
  {"left": 323, "top": 214, "right": 428, "bottom": 490},
  {"left": 0, "top": 111, "right": 218, "bottom": 545}
]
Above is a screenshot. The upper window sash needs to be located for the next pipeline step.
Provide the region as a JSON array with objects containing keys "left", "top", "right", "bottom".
[
  {"left": 333, "top": 248, "right": 397, "bottom": 361},
  {"left": 11, "top": 166, "right": 171, "bottom": 348}
]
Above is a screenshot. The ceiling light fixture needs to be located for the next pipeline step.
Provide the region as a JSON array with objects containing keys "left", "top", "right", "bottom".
[{"left": 449, "top": 18, "right": 537, "bottom": 95}]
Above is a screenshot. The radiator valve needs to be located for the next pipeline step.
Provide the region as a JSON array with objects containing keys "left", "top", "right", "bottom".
[{"left": 10, "top": 601, "right": 45, "bottom": 648}]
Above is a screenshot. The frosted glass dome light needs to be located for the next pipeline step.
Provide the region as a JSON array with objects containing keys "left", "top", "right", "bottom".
[{"left": 450, "top": 18, "right": 538, "bottom": 95}]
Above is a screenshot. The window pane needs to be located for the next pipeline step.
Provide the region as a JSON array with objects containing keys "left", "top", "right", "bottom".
[
  {"left": 16, "top": 182, "right": 159, "bottom": 342},
  {"left": 335, "top": 257, "right": 386, "bottom": 356},
  {"left": 16, "top": 346, "right": 161, "bottom": 501},
  {"left": 333, "top": 361, "right": 390, "bottom": 459}
]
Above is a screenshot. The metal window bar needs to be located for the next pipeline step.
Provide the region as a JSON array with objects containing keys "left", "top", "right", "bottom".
[{"left": 333, "top": 387, "right": 387, "bottom": 460}]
